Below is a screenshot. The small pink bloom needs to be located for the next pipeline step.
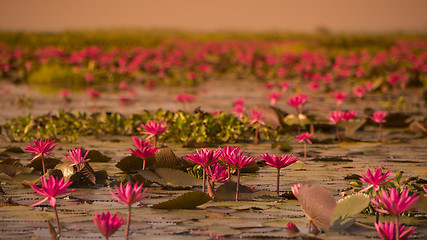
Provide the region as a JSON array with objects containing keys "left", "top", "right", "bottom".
[
  {"left": 371, "top": 188, "right": 420, "bottom": 215},
  {"left": 307, "top": 81, "right": 320, "bottom": 91},
  {"left": 86, "top": 88, "right": 101, "bottom": 99},
  {"left": 267, "top": 91, "right": 281, "bottom": 106},
  {"left": 140, "top": 120, "right": 168, "bottom": 140},
  {"left": 364, "top": 81, "right": 373, "bottom": 91},
  {"left": 24, "top": 139, "right": 58, "bottom": 162},
  {"left": 59, "top": 89, "right": 69, "bottom": 99},
  {"left": 119, "top": 96, "right": 131, "bottom": 103},
  {"left": 353, "top": 86, "right": 366, "bottom": 98},
  {"left": 287, "top": 94, "right": 308, "bottom": 109},
  {"left": 129, "top": 147, "right": 159, "bottom": 160},
  {"left": 375, "top": 221, "right": 415, "bottom": 240},
  {"left": 119, "top": 81, "right": 128, "bottom": 90},
  {"left": 370, "top": 111, "right": 387, "bottom": 124},
  {"left": 206, "top": 163, "right": 230, "bottom": 183},
  {"left": 291, "top": 183, "right": 302, "bottom": 199},
  {"left": 64, "top": 148, "right": 90, "bottom": 167},
  {"left": 260, "top": 153, "right": 299, "bottom": 169},
  {"left": 280, "top": 81, "right": 290, "bottom": 92},
  {"left": 295, "top": 132, "right": 314, "bottom": 144},
  {"left": 185, "top": 148, "right": 220, "bottom": 168},
  {"left": 359, "top": 168, "right": 393, "bottom": 192},
  {"left": 132, "top": 136, "right": 153, "bottom": 150},
  {"left": 93, "top": 211, "right": 125, "bottom": 239},
  {"left": 84, "top": 73, "right": 94, "bottom": 83},
  {"left": 286, "top": 221, "right": 300, "bottom": 233},
  {"left": 327, "top": 110, "right": 344, "bottom": 124},
  {"left": 110, "top": 182, "right": 148, "bottom": 206},
  {"left": 249, "top": 109, "right": 265, "bottom": 125},
  {"left": 223, "top": 151, "right": 256, "bottom": 170},
  {"left": 263, "top": 82, "right": 276, "bottom": 89},
  {"left": 342, "top": 111, "right": 357, "bottom": 121},
  {"left": 30, "top": 176, "right": 74, "bottom": 207},
  {"left": 332, "top": 91, "right": 348, "bottom": 106}
]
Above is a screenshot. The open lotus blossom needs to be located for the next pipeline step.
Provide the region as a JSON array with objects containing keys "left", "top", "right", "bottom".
[
  {"left": 280, "top": 81, "right": 290, "bottom": 92},
  {"left": 129, "top": 146, "right": 159, "bottom": 170},
  {"left": 370, "top": 110, "right": 387, "bottom": 142},
  {"left": 223, "top": 151, "right": 256, "bottom": 201},
  {"left": 185, "top": 148, "right": 221, "bottom": 193},
  {"left": 295, "top": 132, "right": 314, "bottom": 161},
  {"left": 131, "top": 136, "right": 153, "bottom": 150},
  {"left": 359, "top": 168, "right": 393, "bottom": 193},
  {"left": 218, "top": 145, "right": 243, "bottom": 179},
  {"left": 30, "top": 176, "right": 74, "bottom": 234},
  {"left": 260, "top": 153, "right": 299, "bottom": 195},
  {"left": 331, "top": 91, "right": 348, "bottom": 109},
  {"left": 64, "top": 148, "right": 90, "bottom": 167},
  {"left": 110, "top": 182, "right": 148, "bottom": 240},
  {"left": 25, "top": 139, "right": 58, "bottom": 175},
  {"left": 375, "top": 221, "right": 415, "bottom": 240},
  {"left": 140, "top": 120, "right": 168, "bottom": 146},
  {"left": 371, "top": 188, "right": 420, "bottom": 216},
  {"left": 353, "top": 85, "right": 366, "bottom": 98},
  {"left": 327, "top": 110, "right": 344, "bottom": 141},
  {"left": 249, "top": 109, "right": 265, "bottom": 144},
  {"left": 288, "top": 93, "right": 308, "bottom": 115},
  {"left": 267, "top": 91, "right": 281, "bottom": 106},
  {"left": 93, "top": 211, "right": 125, "bottom": 240},
  {"left": 206, "top": 163, "right": 230, "bottom": 198},
  {"left": 286, "top": 221, "right": 300, "bottom": 233},
  {"left": 342, "top": 110, "right": 357, "bottom": 138},
  {"left": 291, "top": 183, "right": 302, "bottom": 199}
]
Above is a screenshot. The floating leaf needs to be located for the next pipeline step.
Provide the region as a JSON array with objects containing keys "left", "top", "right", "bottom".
[
  {"left": 0, "top": 164, "right": 32, "bottom": 177},
  {"left": 271, "top": 141, "right": 292, "bottom": 152},
  {"left": 56, "top": 162, "right": 96, "bottom": 186},
  {"left": 115, "top": 154, "right": 155, "bottom": 173},
  {"left": 311, "top": 157, "right": 353, "bottom": 162},
  {"left": 4, "top": 146, "right": 25, "bottom": 153},
  {"left": 152, "top": 191, "right": 211, "bottom": 209},
  {"left": 284, "top": 114, "right": 311, "bottom": 127},
  {"left": 83, "top": 149, "right": 112, "bottom": 162},
  {"left": 139, "top": 168, "right": 201, "bottom": 189},
  {"left": 330, "top": 193, "right": 370, "bottom": 229},
  {"left": 27, "top": 158, "right": 61, "bottom": 172},
  {"left": 298, "top": 185, "right": 336, "bottom": 232},
  {"left": 214, "top": 182, "right": 255, "bottom": 201},
  {"left": 153, "top": 147, "right": 192, "bottom": 170},
  {"left": 0, "top": 158, "right": 23, "bottom": 167},
  {"left": 94, "top": 170, "right": 108, "bottom": 185},
  {"left": 409, "top": 121, "right": 427, "bottom": 136},
  {"left": 240, "top": 161, "right": 260, "bottom": 173}
]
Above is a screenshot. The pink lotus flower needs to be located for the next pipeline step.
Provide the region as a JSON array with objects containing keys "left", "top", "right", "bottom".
[
  {"left": 307, "top": 81, "right": 320, "bottom": 91},
  {"left": 30, "top": 176, "right": 74, "bottom": 207},
  {"left": 86, "top": 88, "right": 101, "bottom": 100},
  {"left": 295, "top": 132, "right": 314, "bottom": 161},
  {"left": 110, "top": 182, "right": 148, "bottom": 240},
  {"left": 370, "top": 110, "right": 387, "bottom": 141},
  {"left": 119, "top": 81, "right": 129, "bottom": 90},
  {"left": 84, "top": 73, "right": 94, "bottom": 83},
  {"left": 249, "top": 109, "right": 265, "bottom": 144},
  {"left": 110, "top": 182, "right": 148, "bottom": 207},
  {"left": 370, "top": 111, "right": 387, "bottom": 123},
  {"left": 223, "top": 151, "right": 256, "bottom": 201},
  {"left": 129, "top": 146, "right": 159, "bottom": 170},
  {"left": 280, "top": 81, "right": 290, "bottom": 92},
  {"left": 327, "top": 111, "right": 344, "bottom": 141},
  {"left": 59, "top": 89, "right": 69, "bottom": 99},
  {"left": 291, "top": 183, "right": 302, "bottom": 199},
  {"left": 64, "top": 148, "right": 90, "bottom": 167},
  {"left": 287, "top": 93, "right": 308, "bottom": 115},
  {"left": 93, "top": 211, "right": 125, "bottom": 240},
  {"left": 263, "top": 82, "right": 276, "bottom": 89},
  {"left": 353, "top": 86, "right": 366, "bottom": 98},
  {"left": 371, "top": 188, "right": 419, "bottom": 216},
  {"left": 233, "top": 104, "right": 245, "bottom": 119},
  {"left": 286, "top": 221, "right": 300, "bottom": 233},
  {"left": 206, "top": 163, "right": 230, "bottom": 184},
  {"left": 267, "top": 91, "right": 281, "bottom": 106},
  {"left": 140, "top": 120, "right": 168, "bottom": 146},
  {"left": 375, "top": 221, "right": 415, "bottom": 240},
  {"left": 185, "top": 148, "right": 221, "bottom": 192},
  {"left": 342, "top": 110, "right": 357, "bottom": 138},
  {"left": 30, "top": 176, "right": 74, "bottom": 235},
  {"left": 25, "top": 139, "right": 58, "bottom": 175},
  {"left": 131, "top": 136, "right": 153, "bottom": 150},
  {"left": 295, "top": 132, "right": 314, "bottom": 144},
  {"left": 331, "top": 91, "right": 348, "bottom": 109},
  {"left": 260, "top": 153, "right": 299, "bottom": 195},
  {"left": 359, "top": 168, "right": 393, "bottom": 193}
]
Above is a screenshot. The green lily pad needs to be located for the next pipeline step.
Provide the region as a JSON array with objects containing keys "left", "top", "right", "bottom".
[
  {"left": 139, "top": 168, "right": 201, "bottom": 189},
  {"left": 152, "top": 191, "right": 211, "bottom": 209},
  {"left": 331, "top": 193, "right": 370, "bottom": 230},
  {"left": 284, "top": 114, "right": 311, "bottom": 127}
]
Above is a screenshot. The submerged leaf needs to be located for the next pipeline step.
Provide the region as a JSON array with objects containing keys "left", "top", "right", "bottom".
[
  {"left": 152, "top": 191, "right": 211, "bottom": 209},
  {"left": 330, "top": 193, "right": 370, "bottom": 229},
  {"left": 298, "top": 185, "right": 336, "bottom": 232},
  {"left": 139, "top": 168, "right": 201, "bottom": 189}
]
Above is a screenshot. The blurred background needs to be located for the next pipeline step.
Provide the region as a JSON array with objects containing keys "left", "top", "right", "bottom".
[{"left": 1, "top": 0, "right": 427, "bottom": 33}]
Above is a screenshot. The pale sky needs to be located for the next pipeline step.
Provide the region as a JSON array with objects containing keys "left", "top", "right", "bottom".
[{"left": 0, "top": 0, "right": 426, "bottom": 33}]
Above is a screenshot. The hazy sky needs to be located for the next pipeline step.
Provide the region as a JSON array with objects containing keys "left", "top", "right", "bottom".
[{"left": 1, "top": 0, "right": 426, "bottom": 33}]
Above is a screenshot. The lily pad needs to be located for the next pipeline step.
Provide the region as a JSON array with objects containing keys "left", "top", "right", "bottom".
[
  {"left": 56, "top": 162, "right": 96, "bottom": 186},
  {"left": 27, "top": 158, "right": 61, "bottom": 172},
  {"left": 330, "top": 193, "right": 370, "bottom": 230},
  {"left": 0, "top": 164, "right": 32, "bottom": 177},
  {"left": 311, "top": 157, "right": 353, "bottom": 162},
  {"left": 139, "top": 168, "right": 201, "bottom": 189},
  {"left": 153, "top": 147, "right": 192, "bottom": 170},
  {"left": 284, "top": 114, "right": 311, "bottom": 127},
  {"left": 115, "top": 154, "right": 156, "bottom": 173},
  {"left": 152, "top": 191, "right": 211, "bottom": 209},
  {"left": 415, "top": 195, "right": 427, "bottom": 214},
  {"left": 4, "top": 146, "right": 25, "bottom": 153},
  {"left": 83, "top": 149, "right": 112, "bottom": 162},
  {"left": 214, "top": 182, "right": 255, "bottom": 201}
]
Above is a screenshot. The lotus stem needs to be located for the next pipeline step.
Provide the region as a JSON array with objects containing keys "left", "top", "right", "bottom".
[
  {"left": 345, "top": 121, "right": 349, "bottom": 138},
  {"left": 254, "top": 126, "right": 259, "bottom": 144},
  {"left": 42, "top": 157, "right": 46, "bottom": 176},
  {"left": 395, "top": 215, "right": 400, "bottom": 240},
  {"left": 53, "top": 205, "right": 61, "bottom": 235},
  {"left": 202, "top": 167, "right": 206, "bottom": 193},
  {"left": 276, "top": 168, "right": 280, "bottom": 196},
  {"left": 335, "top": 124, "right": 341, "bottom": 142},
  {"left": 304, "top": 142, "right": 307, "bottom": 161},
  {"left": 142, "top": 159, "right": 146, "bottom": 170},
  {"left": 235, "top": 169, "right": 240, "bottom": 202},
  {"left": 379, "top": 123, "right": 383, "bottom": 142},
  {"left": 125, "top": 205, "right": 131, "bottom": 240}
]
